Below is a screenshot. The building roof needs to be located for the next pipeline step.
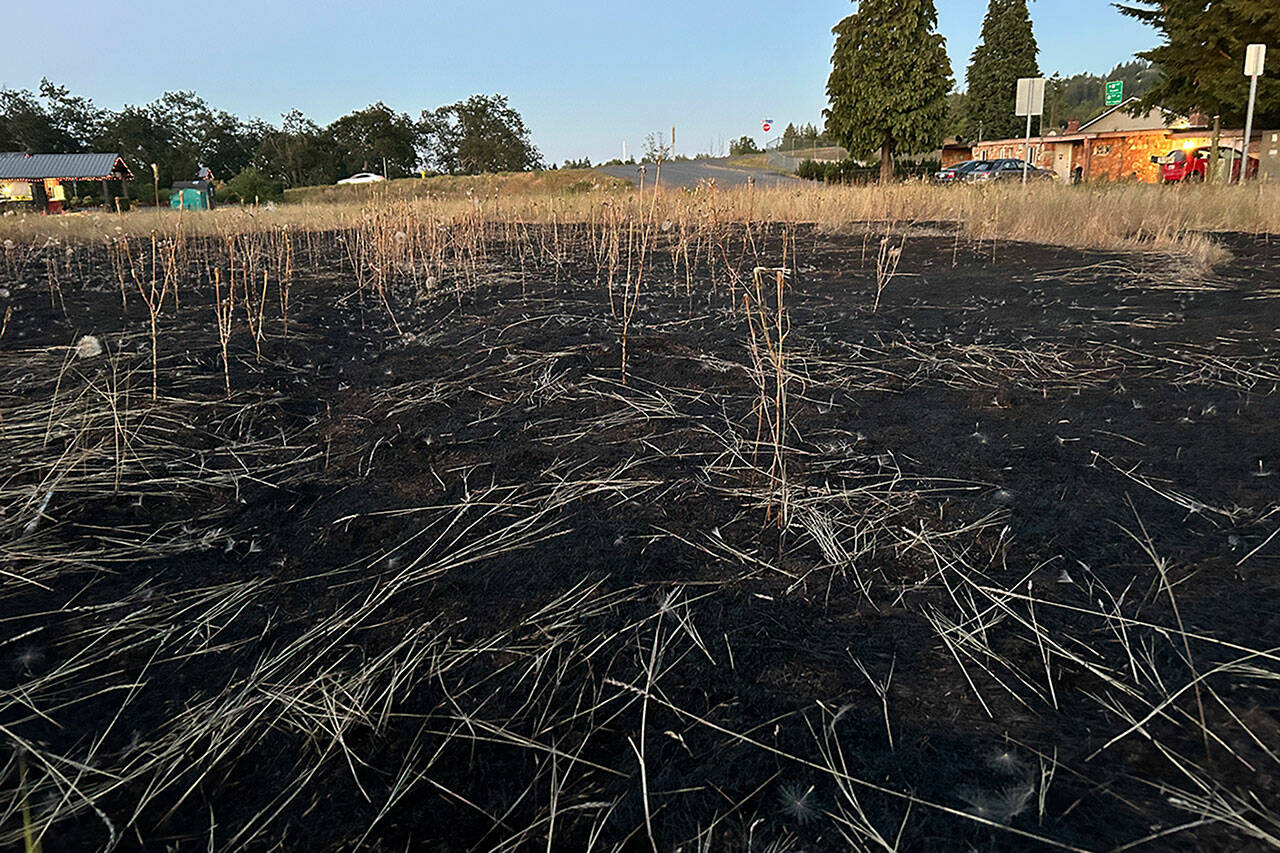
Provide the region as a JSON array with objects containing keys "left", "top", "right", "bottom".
[
  {"left": 1078, "top": 97, "right": 1186, "bottom": 133},
  {"left": 0, "top": 152, "right": 132, "bottom": 181}
]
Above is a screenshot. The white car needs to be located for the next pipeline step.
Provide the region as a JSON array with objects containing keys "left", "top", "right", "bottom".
[{"left": 337, "top": 172, "right": 387, "bottom": 185}]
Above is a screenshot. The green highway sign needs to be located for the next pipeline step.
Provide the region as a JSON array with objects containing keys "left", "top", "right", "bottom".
[{"left": 1105, "top": 80, "right": 1123, "bottom": 107}]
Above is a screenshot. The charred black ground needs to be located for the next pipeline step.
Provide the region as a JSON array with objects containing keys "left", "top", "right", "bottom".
[{"left": 1, "top": 223, "right": 1278, "bottom": 851}]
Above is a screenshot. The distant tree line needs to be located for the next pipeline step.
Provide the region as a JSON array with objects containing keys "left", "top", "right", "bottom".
[
  {"left": 0, "top": 83, "right": 542, "bottom": 200},
  {"left": 778, "top": 123, "right": 836, "bottom": 151}
]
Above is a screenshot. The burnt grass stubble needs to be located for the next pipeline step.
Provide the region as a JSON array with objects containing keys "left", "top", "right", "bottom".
[{"left": 1, "top": 224, "right": 1278, "bottom": 851}]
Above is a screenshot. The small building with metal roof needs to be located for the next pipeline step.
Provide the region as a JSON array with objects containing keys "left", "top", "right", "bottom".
[{"left": 0, "top": 152, "right": 133, "bottom": 214}]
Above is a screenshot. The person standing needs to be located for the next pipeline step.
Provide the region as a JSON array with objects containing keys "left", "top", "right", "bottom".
[{"left": 196, "top": 163, "right": 216, "bottom": 205}]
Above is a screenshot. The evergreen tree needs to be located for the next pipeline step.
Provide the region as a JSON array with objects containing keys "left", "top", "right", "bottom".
[
  {"left": 825, "top": 0, "right": 952, "bottom": 181},
  {"left": 963, "top": 0, "right": 1041, "bottom": 141},
  {"left": 780, "top": 123, "right": 800, "bottom": 150},
  {"left": 729, "top": 135, "right": 761, "bottom": 156},
  {"left": 1116, "top": 0, "right": 1279, "bottom": 127},
  {"left": 945, "top": 90, "right": 969, "bottom": 138}
]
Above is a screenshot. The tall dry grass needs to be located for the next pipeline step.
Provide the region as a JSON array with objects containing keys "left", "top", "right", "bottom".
[{"left": 1, "top": 179, "right": 1276, "bottom": 269}]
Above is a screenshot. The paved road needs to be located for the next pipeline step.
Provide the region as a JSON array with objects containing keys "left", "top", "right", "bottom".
[{"left": 595, "top": 157, "right": 799, "bottom": 189}]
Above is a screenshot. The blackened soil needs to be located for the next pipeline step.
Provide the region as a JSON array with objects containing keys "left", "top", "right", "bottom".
[{"left": 1, "top": 225, "right": 1278, "bottom": 852}]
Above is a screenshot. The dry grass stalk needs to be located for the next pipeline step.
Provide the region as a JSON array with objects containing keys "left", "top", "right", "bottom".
[{"left": 743, "top": 265, "right": 792, "bottom": 527}]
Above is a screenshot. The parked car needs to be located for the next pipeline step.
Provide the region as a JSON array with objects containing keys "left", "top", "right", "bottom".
[
  {"left": 1151, "top": 147, "right": 1258, "bottom": 183},
  {"left": 933, "top": 160, "right": 985, "bottom": 184},
  {"left": 337, "top": 172, "right": 387, "bottom": 185},
  {"left": 965, "top": 158, "right": 1057, "bottom": 182}
]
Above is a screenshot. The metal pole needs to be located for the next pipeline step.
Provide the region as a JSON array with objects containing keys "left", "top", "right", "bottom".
[
  {"left": 1022, "top": 112, "right": 1032, "bottom": 184},
  {"left": 1241, "top": 73, "right": 1259, "bottom": 184},
  {"left": 1208, "top": 115, "right": 1221, "bottom": 184}
]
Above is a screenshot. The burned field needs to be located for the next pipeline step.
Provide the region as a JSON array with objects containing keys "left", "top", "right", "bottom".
[{"left": 1, "top": 217, "right": 1278, "bottom": 851}]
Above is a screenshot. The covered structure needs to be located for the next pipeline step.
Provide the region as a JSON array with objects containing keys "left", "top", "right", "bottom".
[{"left": 0, "top": 152, "right": 133, "bottom": 214}]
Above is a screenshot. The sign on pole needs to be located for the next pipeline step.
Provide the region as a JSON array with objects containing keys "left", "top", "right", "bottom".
[
  {"left": 1240, "top": 44, "right": 1266, "bottom": 183},
  {"left": 761, "top": 120, "right": 773, "bottom": 133},
  {"left": 1105, "top": 80, "right": 1123, "bottom": 107},
  {"left": 1245, "top": 43, "right": 1267, "bottom": 76},
  {"left": 1015, "top": 78, "right": 1046, "bottom": 117},
  {"left": 1015, "top": 78, "right": 1046, "bottom": 184}
]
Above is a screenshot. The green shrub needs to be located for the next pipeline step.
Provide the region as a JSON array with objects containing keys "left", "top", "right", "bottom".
[
  {"left": 795, "top": 157, "right": 941, "bottom": 184},
  {"left": 223, "top": 167, "right": 284, "bottom": 204}
]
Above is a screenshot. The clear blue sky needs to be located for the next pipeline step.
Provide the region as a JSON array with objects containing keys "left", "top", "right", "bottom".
[{"left": 3, "top": 1, "right": 1154, "bottom": 164}]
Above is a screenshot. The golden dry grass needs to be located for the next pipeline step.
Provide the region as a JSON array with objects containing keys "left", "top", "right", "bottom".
[
  {"left": 282, "top": 167, "right": 632, "bottom": 204},
  {"left": 1, "top": 179, "right": 1276, "bottom": 271}
]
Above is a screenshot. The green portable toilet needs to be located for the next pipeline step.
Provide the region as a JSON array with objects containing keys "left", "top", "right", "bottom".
[{"left": 169, "top": 180, "right": 215, "bottom": 210}]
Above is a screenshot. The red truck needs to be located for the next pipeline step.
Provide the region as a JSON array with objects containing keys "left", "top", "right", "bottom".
[{"left": 1152, "top": 146, "right": 1258, "bottom": 182}]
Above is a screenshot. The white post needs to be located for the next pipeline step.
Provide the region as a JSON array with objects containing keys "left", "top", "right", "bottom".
[
  {"left": 1241, "top": 75, "right": 1258, "bottom": 183},
  {"left": 1023, "top": 113, "right": 1033, "bottom": 184},
  {"left": 1016, "top": 77, "right": 1045, "bottom": 185},
  {"left": 1241, "top": 44, "right": 1266, "bottom": 184}
]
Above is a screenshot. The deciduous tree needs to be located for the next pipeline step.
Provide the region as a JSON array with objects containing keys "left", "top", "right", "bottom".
[
  {"left": 254, "top": 110, "right": 340, "bottom": 187},
  {"left": 420, "top": 95, "right": 540, "bottom": 175},
  {"left": 329, "top": 102, "right": 420, "bottom": 177},
  {"left": 0, "top": 88, "right": 76, "bottom": 152}
]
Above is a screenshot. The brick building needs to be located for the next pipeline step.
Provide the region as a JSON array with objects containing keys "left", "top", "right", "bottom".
[{"left": 941, "top": 98, "right": 1272, "bottom": 183}]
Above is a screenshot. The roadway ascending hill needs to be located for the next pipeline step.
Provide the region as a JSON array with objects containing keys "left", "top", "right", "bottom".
[{"left": 595, "top": 157, "right": 797, "bottom": 189}]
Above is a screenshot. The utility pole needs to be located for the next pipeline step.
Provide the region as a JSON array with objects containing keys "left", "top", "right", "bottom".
[{"left": 1241, "top": 44, "right": 1266, "bottom": 184}]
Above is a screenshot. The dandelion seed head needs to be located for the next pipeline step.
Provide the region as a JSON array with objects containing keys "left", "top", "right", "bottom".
[
  {"left": 985, "top": 748, "right": 1029, "bottom": 777},
  {"left": 778, "top": 783, "right": 820, "bottom": 825},
  {"left": 957, "top": 781, "right": 1033, "bottom": 825},
  {"left": 14, "top": 645, "right": 43, "bottom": 673}
]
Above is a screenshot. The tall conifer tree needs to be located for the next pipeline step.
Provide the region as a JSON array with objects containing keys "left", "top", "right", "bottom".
[
  {"left": 1117, "top": 0, "right": 1279, "bottom": 127},
  {"left": 825, "top": 0, "right": 952, "bottom": 182},
  {"left": 963, "top": 0, "right": 1041, "bottom": 141}
]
